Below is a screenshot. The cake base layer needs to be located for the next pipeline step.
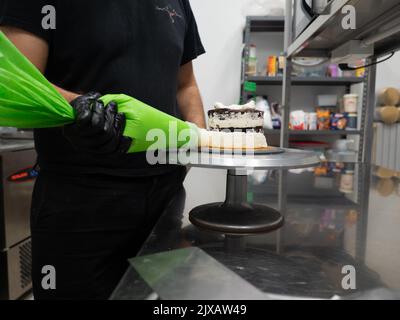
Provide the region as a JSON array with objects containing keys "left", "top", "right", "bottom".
[
  {"left": 198, "top": 129, "right": 268, "bottom": 149},
  {"left": 201, "top": 146, "right": 284, "bottom": 155}
]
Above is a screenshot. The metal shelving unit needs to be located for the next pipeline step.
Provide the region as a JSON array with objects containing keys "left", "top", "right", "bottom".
[
  {"left": 279, "top": 0, "right": 400, "bottom": 262},
  {"left": 255, "top": 194, "right": 360, "bottom": 211},
  {"left": 246, "top": 76, "right": 364, "bottom": 86},
  {"left": 265, "top": 129, "right": 361, "bottom": 136},
  {"left": 286, "top": 0, "right": 400, "bottom": 59},
  {"left": 241, "top": 16, "right": 285, "bottom": 101},
  {"left": 282, "top": 0, "right": 400, "bottom": 160},
  {"left": 241, "top": 2, "right": 400, "bottom": 261},
  {"left": 246, "top": 15, "right": 286, "bottom": 32},
  {"left": 241, "top": 16, "right": 365, "bottom": 145}
]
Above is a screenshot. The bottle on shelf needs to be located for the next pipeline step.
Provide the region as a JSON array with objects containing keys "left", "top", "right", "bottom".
[
  {"left": 267, "top": 55, "right": 277, "bottom": 77},
  {"left": 246, "top": 44, "right": 258, "bottom": 76},
  {"left": 270, "top": 102, "right": 282, "bottom": 129},
  {"left": 278, "top": 53, "right": 285, "bottom": 76},
  {"left": 327, "top": 64, "right": 339, "bottom": 78}
]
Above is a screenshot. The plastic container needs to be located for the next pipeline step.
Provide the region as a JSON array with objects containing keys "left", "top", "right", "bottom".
[
  {"left": 246, "top": 44, "right": 257, "bottom": 76},
  {"left": 267, "top": 56, "right": 277, "bottom": 77},
  {"left": 333, "top": 139, "right": 355, "bottom": 152},
  {"left": 292, "top": 57, "right": 327, "bottom": 77},
  {"left": 347, "top": 113, "right": 358, "bottom": 130},
  {"left": 308, "top": 113, "right": 318, "bottom": 130},
  {"left": 340, "top": 172, "right": 354, "bottom": 194},
  {"left": 278, "top": 53, "right": 285, "bottom": 76},
  {"left": 330, "top": 113, "right": 348, "bottom": 130},
  {"left": 290, "top": 110, "right": 307, "bottom": 130},
  {"left": 317, "top": 108, "right": 331, "bottom": 130},
  {"left": 344, "top": 163, "right": 355, "bottom": 173},
  {"left": 327, "top": 64, "right": 339, "bottom": 78},
  {"left": 343, "top": 94, "right": 358, "bottom": 113}
]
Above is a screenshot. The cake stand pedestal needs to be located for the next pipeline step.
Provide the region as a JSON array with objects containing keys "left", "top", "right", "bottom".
[
  {"left": 189, "top": 169, "right": 284, "bottom": 235},
  {"left": 171, "top": 148, "right": 320, "bottom": 236}
]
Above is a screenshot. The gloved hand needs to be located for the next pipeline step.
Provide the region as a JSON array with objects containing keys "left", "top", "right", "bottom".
[{"left": 63, "top": 92, "right": 132, "bottom": 155}]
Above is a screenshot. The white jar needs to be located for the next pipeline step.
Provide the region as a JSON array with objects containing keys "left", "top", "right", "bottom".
[
  {"left": 308, "top": 112, "right": 318, "bottom": 130},
  {"left": 340, "top": 172, "right": 354, "bottom": 194},
  {"left": 343, "top": 94, "right": 358, "bottom": 113}
]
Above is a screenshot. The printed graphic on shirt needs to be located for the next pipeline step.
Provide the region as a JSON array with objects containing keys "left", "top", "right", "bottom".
[{"left": 155, "top": 4, "right": 183, "bottom": 23}]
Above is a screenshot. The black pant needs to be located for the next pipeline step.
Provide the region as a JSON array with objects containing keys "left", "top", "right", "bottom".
[{"left": 30, "top": 167, "right": 186, "bottom": 300}]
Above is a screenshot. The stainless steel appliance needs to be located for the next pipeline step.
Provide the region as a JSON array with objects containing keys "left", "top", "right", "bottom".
[
  {"left": 0, "top": 128, "right": 34, "bottom": 140},
  {"left": 293, "top": 0, "right": 332, "bottom": 39},
  {"left": 0, "top": 140, "right": 36, "bottom": 300}
]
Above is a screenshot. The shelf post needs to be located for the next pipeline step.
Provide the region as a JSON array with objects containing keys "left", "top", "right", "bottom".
[
  {"left": 281, "top": 0, "right": 293, "bottom": 148},
  {"left": 284, "top": 0, "right": 293, "bottom": 52},
  {"left": 360, "top": 58, "right": 377, "bottom": 164},
  {"left": 281, "top": 59, "right": 291, "bottom": 148},
  {"left": 241, "top": 17, "right": 252, "bottom": 103}
]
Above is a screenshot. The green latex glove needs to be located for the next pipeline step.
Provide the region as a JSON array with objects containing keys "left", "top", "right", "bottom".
[
  {"left": 100, "top": 94, "right": 197, "bottom": 153},
  {"left": 0, "top": 31, "right": 198, "bottom": 153}
]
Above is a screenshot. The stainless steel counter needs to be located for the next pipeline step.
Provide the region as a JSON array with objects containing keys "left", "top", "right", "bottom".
[
  {"left": 111, "top": 161, "right": 400, "bottom": 300},
  {"left": 0, "top": 139, "right": 36, "bottom": 300},
  {"left": 0, "top": 139, "right": 35, "bottom": 153}
]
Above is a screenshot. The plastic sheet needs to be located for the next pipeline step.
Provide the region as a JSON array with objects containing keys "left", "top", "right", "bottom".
[{"left": 129, "top": 247, "right": 266, "bottom": 300}]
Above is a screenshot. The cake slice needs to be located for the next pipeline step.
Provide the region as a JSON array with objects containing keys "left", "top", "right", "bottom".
[
  {"left": 208, "top": 101, "right": 264, "bottom": 133},
  {"left": 200, "top": 101, "right": 268, "bottom": 150}
]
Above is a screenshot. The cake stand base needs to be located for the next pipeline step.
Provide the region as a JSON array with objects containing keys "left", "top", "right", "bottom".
[
  {"left": 190, "top": 203, "right": 283, "bottom": 235},
  {"left": 189, "top": 169, "right": 284, "bottom": 236}
]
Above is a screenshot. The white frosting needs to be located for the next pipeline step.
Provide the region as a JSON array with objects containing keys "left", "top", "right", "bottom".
[
  {"left": 214, "top": 101, "right": 256, "bottom": 111},
  {"left": 209, "top": 101, "right": 263, "bottom": 129},
  {"left": 198, "top": 129, "right": 268, "bottom": 149}
]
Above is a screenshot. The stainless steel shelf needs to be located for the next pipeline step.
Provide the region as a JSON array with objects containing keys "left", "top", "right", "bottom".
[
  {"left": 265, "top": 130, "right": 361, "bottom": 136},
  {"left": 256, "top": 194, "right": 360, "bottom": 211},
  {"left": 246, "top": 76, "right": 364, "bottom": 86},
  {"left": 325, "top": 150, "right": 358, "bottom": 163},
  {"left": 0, "top": 139, "right": 35, "bottom": 153},
  {"left": 247, "top": 16, "right": 285, "bottom": 33},
  {"left": 287, "top": 0, "right": 400, "bottom": 58}
]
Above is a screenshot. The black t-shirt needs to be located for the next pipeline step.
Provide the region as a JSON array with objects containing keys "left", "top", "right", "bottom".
[{"left": 0, "top": 0, "right": 205, "bottom": 176}]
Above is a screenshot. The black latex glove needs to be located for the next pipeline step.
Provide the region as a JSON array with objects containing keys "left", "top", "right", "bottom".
[{"left": 64, "top": 92, "right": 132, "bottom": 155}]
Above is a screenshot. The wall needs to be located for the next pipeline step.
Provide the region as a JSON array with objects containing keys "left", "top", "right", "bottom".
[
  {"left": 190, "top": 0, "right": 284, "bottom": 111},
  {"left": 376, "top": 53, "right": 400, "bottom": 90}
]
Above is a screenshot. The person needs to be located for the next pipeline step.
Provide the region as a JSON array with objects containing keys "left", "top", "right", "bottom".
[{"left": 0, "top": 0, "right": 206, "bottom": 300}]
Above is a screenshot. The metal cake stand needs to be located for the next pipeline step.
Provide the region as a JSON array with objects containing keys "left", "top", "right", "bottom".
[{"left": 168, "top": 148, "right": 320, "bottom": 235}]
